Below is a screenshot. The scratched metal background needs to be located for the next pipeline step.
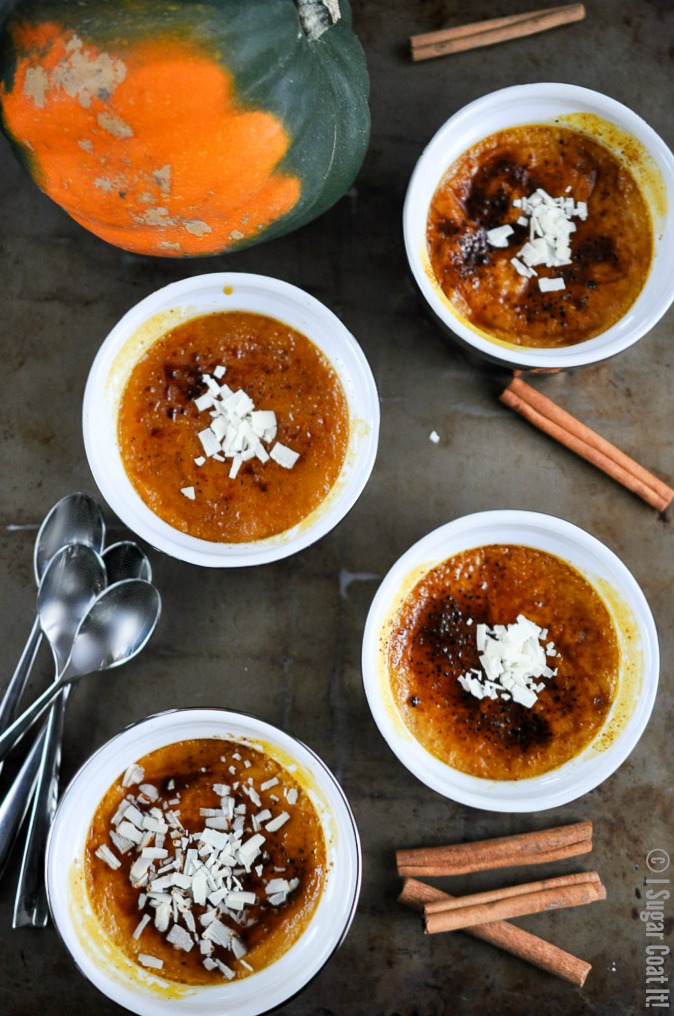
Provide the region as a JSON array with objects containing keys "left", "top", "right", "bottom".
[{"left": 0, "top": 2, "right": 672, "bottom": 1014}]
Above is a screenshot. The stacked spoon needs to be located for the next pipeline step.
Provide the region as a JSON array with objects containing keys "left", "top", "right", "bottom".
[{"left": 0, "top": 492, "right": 162, "bottom": 927}]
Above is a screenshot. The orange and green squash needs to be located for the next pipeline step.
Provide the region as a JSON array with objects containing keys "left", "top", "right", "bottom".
[{"left": 0, "top": 0, "right": 370, "bottom": 256}]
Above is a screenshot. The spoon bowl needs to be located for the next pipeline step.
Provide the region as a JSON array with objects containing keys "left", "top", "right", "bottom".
[
  {"left": 34, "top": 493, "right": 106, "bottom": 583},
  {"left": 66, "top": 579, "right": 161, "bottom": 678},
  {"left": 38, "top": 543, "right": 107, "bottom": 676},
  {"left": 102, "top": 541, "right": 152, "bottom": 584}
]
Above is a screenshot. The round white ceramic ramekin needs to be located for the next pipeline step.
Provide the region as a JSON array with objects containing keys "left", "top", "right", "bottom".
[
  {"left": 362, "top": 510, "right": 659, "bottom": 811},
  {"left": 83, "top": 273, "right": 379, "bottom": 566},
  {"left": 404, "top": 83, "right": 674, "bottom": 371},
  {"left": 46, "top": 707, "right": 362, "bottom": 1015}
]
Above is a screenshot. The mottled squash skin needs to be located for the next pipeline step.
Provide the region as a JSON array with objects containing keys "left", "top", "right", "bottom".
[{"left": 0, "top": 0, "right": 370, "bottom": 256}]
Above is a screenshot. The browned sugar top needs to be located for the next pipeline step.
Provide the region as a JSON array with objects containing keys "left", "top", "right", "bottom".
[
  {"left": 387, "top": 545, "right": 619, "bottom": 780},
  {"left": 427, "top": 125, "right": 653, "bottom": 348},
  {"left": 118, "top": 311, "right": 349, "bottom": 542},
  {"left": 85, "top": 737, "right": 326, "bottom": 985}
]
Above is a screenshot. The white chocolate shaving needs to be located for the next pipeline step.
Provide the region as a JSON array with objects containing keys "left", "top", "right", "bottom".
[{"left": 458, "top": 614, "right": 558, "bottom": 709}]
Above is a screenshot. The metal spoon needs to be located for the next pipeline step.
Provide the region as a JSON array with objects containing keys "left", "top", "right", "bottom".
[
  {"left": 0, "top": 579, "right": 161, "bottom": 766},
  {"left": 13, "top": 544, "right": 151, "bottom": 926},
  {"left": 0, "top": 544, "right": 107, "bottom": 882},
  {"left": 10, "top": 545, "right": 107, "bottom": 922},
  {"left": 0, "top": 493, "right": 105, "bottom": 737},
  {"left": 0, "top": 577, "right": 160, "bottom": 898},
  {"left": 37, "top": 543, "right": 108, "bottom": 676}
]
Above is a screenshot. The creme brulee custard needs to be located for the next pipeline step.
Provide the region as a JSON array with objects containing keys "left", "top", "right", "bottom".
[
  {"left": 84, "top": 738, "right": 326, "bottom": 985},
  {"left": 386, "top": 545, "right": 619, "bottom": 780},
  {"left": 118, "top": 311, "right": 349, "bottom": 542},
  {"left": 427, "top": 124, "right": 653, "bottom": 347}
]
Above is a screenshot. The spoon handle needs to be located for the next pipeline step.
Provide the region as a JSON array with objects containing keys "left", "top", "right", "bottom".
[
  {"left": 0, "top": 679, "right": 69, "bottom": 765},
  {"left": 12, "top": 690, "right": 70, "bottom": 927},
  {"left": 0, "top": 726, "right": 45, "bottom": 882},
  {"left": 0, "top": 617, "right": 42, "bottom": 737}
]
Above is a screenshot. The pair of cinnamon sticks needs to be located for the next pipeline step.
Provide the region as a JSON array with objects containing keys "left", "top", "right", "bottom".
[
  {"left": 410, "top": 4, "right": 586, "bottom": 62},
  {"left": 397, "top": 820, "right": 601, "bottom": 986},
  {"left": 500, "top": 377, "right": 674, "bottom": 513}
]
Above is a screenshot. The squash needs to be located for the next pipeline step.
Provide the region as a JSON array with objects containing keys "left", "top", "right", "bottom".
[{"left": 0, "top": 0, "right": 370, "bottom": 256}]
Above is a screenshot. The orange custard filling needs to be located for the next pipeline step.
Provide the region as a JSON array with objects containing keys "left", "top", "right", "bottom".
[
  {"left": 427, "top": 125, "right": 653, "bottom": 347},
  {"left": 386, "top": 545, "right": 619, "bottom": 780},
  {"left": 118, "top": 311, "right": 349, "bottom": 542},
  {"left": 84, "top": 738, "right": 326, "bottom": 985}
]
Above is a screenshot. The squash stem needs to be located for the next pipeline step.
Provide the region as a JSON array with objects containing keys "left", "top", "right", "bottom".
[{"left": 295, "top": 0, "right": 341, "bottom": 41}]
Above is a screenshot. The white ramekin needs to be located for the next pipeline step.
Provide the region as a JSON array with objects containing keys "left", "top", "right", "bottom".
[
  {"left": 362, "top": 510, "right": 659, "bottom": 812},
  {"left": 404, "top": 83, "right": 674, "bottom": 371},
  {"left": 46, "top": 708, "right": 362, "bottom": 1015},
  {"left": 83, "top": 273, "right": 380, "bottom": 566}
]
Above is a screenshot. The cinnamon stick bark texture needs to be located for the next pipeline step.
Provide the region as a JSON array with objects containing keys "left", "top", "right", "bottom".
[
  {"left": 410, "top": 4, "right": 586, "bottom": 62},
  {"left": 396, "top": 820, "right": 592, "bottom": 877},
  {"left": 423, "top": 871, "right": 606, "bottom": 933},
  {"left": 499, "top": 377, "right": 674, "bottom": 512},
  {"left": 399, "top": 877, "right": 593, "bottom": 987}
]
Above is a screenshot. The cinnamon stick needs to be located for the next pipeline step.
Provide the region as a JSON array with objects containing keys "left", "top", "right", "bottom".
[
  {"left": 396, "top": 820, "right": 592, "bottom": 878},
  {"left": 424, "top": 871, "right": 601, "bottom": 915},
  {"left": 500, "top": 377, "right": 674, "bottom": 512},
  {"left": 399, "top": 877, "right": 592, "bottom": 986},
  {"left": 410, "top": 4, "right": 586, "bottom": 62},
  {"left": 423, "top": 871, "right": 605, "bottom": 933}
]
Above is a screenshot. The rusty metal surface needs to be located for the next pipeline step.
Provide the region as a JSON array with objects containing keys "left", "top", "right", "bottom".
[{"left": 0, "top": 2, "right": 672, "bottom": 1013}]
